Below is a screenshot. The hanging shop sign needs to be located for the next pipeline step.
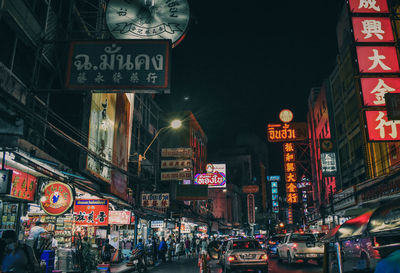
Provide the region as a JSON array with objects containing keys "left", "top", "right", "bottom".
[
  {"left": 66, "top": 40, "right": 171, "bottom": 93},
  {"left": 321, "top": 153, "right": 337, "bottom": 176},
  {"left": 161, "top": 159, "right": 192, "bottom": 169},
  {"left": 267, "top": 175, "right": 280, "bottom": 182},
  {"left": 365, "top": 110, "right": 400, "bottom": 141},
  {"left": 0, "top": 165, "right": 38, "bottom": 201},
  {"left": 352, "top": 17, "right": 394, "bottom": 43},
  {"left": 356, "top": 46, "right": 400, "bottom": 74},
  {"left": 106, "top": 0, "right": 190, "bottom": 48},
  {"left": 176, "top": 185, "right": 208, "bottom": 200},
  {"left": 40, "top": 182, "right": 74, "bottom": 216},
  {"left": 151, "top": 220, "right": 164, "bottom": 228},
  {"left": 161, "top": 170, "right": 192, "bottom": 181},
  {"left": 0, "top": 169, "right": 12, "bottom": 194},
  {"left": 267, "top": 122, "right": 308, "bottom": 142},
  {"left": 247, "top": 194, "right": 255, "bottom": 225},
  {"left": 242, "top": 185, "right": 259, "bottom": 194},
  {"left": 161, "top": 148, "right": 193, "bottom": 158},
  {"left": 141, "top": 193, "right": 170, "bottom": 208},
  {"left": 385, "top": 93, "right": 400, "bottom": 120},
  {"left": 109, "top": 211, "right": 131, "bottom": 225},
  {"left": 349, "top": 0, "right": 389, "bottom": 13},
  {"left": 74, "top": 199, "right": 109, "bottom": 226},
  {"left": 195, "top": 164, "right": 227, "bottom": 188},
  {"left": 287, "top": 206, "right": 293, "bottom": 224}
]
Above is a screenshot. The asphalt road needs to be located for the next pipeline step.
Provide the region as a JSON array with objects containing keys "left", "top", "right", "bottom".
[{"left": 145, "top": 257, "right": 322, "bottom": 273}]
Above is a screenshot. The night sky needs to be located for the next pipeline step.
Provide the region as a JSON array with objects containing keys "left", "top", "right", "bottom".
[{"left": 156, "top": 1, "right": 343, "bottom": 172}]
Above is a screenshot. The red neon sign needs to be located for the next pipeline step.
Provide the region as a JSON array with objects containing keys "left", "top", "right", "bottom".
[
  {"left": 356, "top": 46, "right": 400, "bottom": 73},
  {"left": 352, "top": 17, "right": 394, "bottom": 43},
  {"left": 349, "top": 0, "right": 389, "bottom": 13},
  {"left": 360, "top": 78, "right": 400, "bottom": 106},
  {"left": 365, "top": 110, "right": 400, "bottom": 141}
]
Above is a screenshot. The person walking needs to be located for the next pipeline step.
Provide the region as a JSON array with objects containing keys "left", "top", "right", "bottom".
[
  {"left": 184, "top": 237, "right": 191, "bottom": 258},
  {"left": 101, "top": 239, "right": 114, "bottom": 264},
  {"left": 175, "top": 240, "right": 183, "bottom": 260},
  {"left": 1, "top": 230, "right": 39, "bottom": 273},
  {"left": 158, "top": 237, "right": 167, "bottom": 263}
]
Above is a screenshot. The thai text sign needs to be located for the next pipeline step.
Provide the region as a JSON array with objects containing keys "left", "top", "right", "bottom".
[
  {"left": 365, "top": 110, "right": 400, "bottom": 141},
  {"left": 66, "top": 40, "right": 171, "bottom": 92},
  {"left": 356, "top": 46, "right": 400, "bottom": 73},
  {"left": 74, "top": 199, "right": 109, "bottom": 226},
  {"left": 247, "top": 194, "right": 255, "bottom": 225},
  {"left": 194, "top": 173, "right": 226, "bottom": 188},
  {"left": 109, "top": 211, "right": 131, "bottom": 225},
  {"left": 267, "top": 122, "right": 308, "bottom": 142},
  {"left": 352, "top": 17, "right": 394, "bottom": 43},
  {"left": 161, "top": 171, "right": 192, "bottom": 181},
  {"left": 161, "top": 160, "right": 192, "bottom": 169},
  {"left": 161, "top": 148, "right": 193, "bottom": 158},
  {"left": 141, "top": 193, "right": 170, "bottom": 208},
  {"left": 40, "top": 182, "right": 74, "bottom": 216},
  {"left": 349, "top": 0, "right": 389, "bottom": 13}
]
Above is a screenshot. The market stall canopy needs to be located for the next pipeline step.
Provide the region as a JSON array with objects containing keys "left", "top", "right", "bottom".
[
  {"left": 337, "top": 209, "right": 376, "bottom": 239},
  {"left": 322, "top": 224, "right": 341, "bottom": 242},
  {"left": 367, "top": 198, "right": 400, "bottom": 235}
]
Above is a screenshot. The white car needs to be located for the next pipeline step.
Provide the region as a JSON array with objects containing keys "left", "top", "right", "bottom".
[{"left": 277, "top": 233, "right": 324, "bottom": 265}]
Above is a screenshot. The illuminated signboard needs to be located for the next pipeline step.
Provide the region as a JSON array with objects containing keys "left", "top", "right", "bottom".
[
  {"left": 349, "top": 0, "right": 389, "bottom": 13},
  {"left": 194, "top": 163, "right": 227, "bottom": 188},
  {"left": 356, "top": 46, "right": 400, "bottom": 73},
  {"left": 109, "top": 211, "right": 131, "bottom": 225},
  {"left": 360, "top": 78, "right": 400, "bottom": 107},
  {"left": 267, "top": 123, "right": 308, "bottom": 142},
  {"left": 247, "top": 194, "right": 255, "bottom": 224},
  {"left": 267, "top": 175, "right": 280, "bottom": 182},
  {"left": 141, "top": 193, "right": 170, "bottom": 208},
  {"left": 321, "top": 153, "right": 337, "bottom": 176},
  {"left": 74, "top": 199, "right": 109, "bottom": 226},
  {"left": 0, "top": 165, "right": 38, "bottom": 201},
  {"left": 352, "top": 17, "right": 394, "bottom": 43},
  {"left": 279, "top": 109, "right": 293, "bottom": 123},
  {"left": 283, "top": 143, "right": 298, "bottom": 204},
  {"left": 40, "top": 182, "right": 74, "bottom": 216},
  {"left": 271, "top": 179, "right": 279, "bottom": 214},
  {"left": 365, "top": 110, "right": 400, "bottom": 141},
  {"left": 287, "top": 206, "right": 293, "bottom": 224}
]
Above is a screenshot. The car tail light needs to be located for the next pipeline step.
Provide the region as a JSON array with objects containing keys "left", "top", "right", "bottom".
[
  {"left": 228, "top": 256, "right": 237, "bottom": 262},
  {"left": 293, "top": 243, "right": 297, "bottom": 248},
  {"left": 260, "top": 254, "right": 268, "bottom": 261},
  {"left": 375, "top": 242, "right": 380, "bottom": 248}
]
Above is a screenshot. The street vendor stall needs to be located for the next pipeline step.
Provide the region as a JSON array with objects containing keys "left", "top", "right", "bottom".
[{"left": 325, "top": 198, "right": 400, "bottom": 273}]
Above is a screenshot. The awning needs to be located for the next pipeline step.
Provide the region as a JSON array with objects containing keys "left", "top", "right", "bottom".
[
  {"left": 336, "top": 209, "right": 376, "bottom": 239},
  {"left": 343, "top": 207, "right": 373, "bottom": 218},
  {"left": 322, "top": 224, "right": 341, "bottom": 242},
  {"left": 367, "top": 198, "right": 400, "bottom": 235}
]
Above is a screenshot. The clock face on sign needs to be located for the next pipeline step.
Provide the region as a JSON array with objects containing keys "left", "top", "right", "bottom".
[
  {"left": 106, "top": 0, "right": 190, "bottom": 48},
  {"left": 321, "top": 139, "right": 334, "bottom": 152}
]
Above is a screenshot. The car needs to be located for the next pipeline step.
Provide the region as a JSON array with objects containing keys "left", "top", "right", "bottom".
[
  {"left": 223, "top": 239, "right": 268, "bottom": 273},
  {"left": 277, "top": 233, "right": 324, "bottom": 265},
  {"left": 266, "top": 234, "right": 285, "bottom": 256}
]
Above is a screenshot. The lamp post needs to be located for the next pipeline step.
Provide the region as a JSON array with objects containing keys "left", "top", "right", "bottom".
[{"left": 137, "top": 119, "right": 182, "bottom": 177}]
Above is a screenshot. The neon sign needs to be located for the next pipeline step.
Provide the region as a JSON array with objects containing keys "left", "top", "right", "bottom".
[{"left": 267, "top": 122, "right": 307, "bottom": 142}]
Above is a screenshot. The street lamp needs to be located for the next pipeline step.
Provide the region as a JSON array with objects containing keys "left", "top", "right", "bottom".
[{"left": 137, "top": 119, "right": 182, "bottom": 176}]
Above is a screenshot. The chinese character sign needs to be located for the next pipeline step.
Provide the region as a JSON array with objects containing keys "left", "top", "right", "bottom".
[
  {"left": 74, "top": 199, "right": 109, "bottom": 226},
  {"left": 360, "top": 78, "right": 400, "bottom": 106},
  {"left": 141, "top": 193, "right": 170, "bottom": 208},
  {"left": 271, "top": 179, "right": 279, "bottom": 214},
  {"left": 283, "top": 143, "right": 298, "bottom": 204},
  {"left": 356, "top": 46, "right": 400, "bottom": 73},
  {"left": 365, "top": 110, "right": 400, "bottom": 141},
  {"left": 247, "top": 194, "right": 255, "bottom": 224},
  {"left": 349, "top": 0, "right": 389, "bottom": 13},
  {"left": 66, "top": 40, "right": 171, "bottom": 92},
  {"left": 352, "top": 17, "right": 394, "bottom": 43}
]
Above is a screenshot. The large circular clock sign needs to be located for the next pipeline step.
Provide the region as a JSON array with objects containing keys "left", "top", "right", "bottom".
[
  {"left": 40, "top": 182, "right": 74, "bottom": 216},
  {"left": 106, "top": 0, "right": 190, "bottom": 48},
  {"left": 279, "top": 109, "right": 294, "bottom": 123}
]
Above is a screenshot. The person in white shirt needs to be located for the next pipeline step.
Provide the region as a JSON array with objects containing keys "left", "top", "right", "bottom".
[{"left": 26, "top": 221, "right": 46, "bottom": 249}]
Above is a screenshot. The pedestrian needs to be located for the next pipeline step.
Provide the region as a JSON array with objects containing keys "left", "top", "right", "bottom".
[
  {"left": 158, "top": 237, "right": 167, "bottom": 263},
  {"left": 101, "top": 239, "right": 114, "bottom": 264},
  {"left": 175, "top": 240, "right": 182, "bottom": 260},
  {"left": 26, "top": 221, "right": 46, "bottom": 259},
  {"left": 152, "top": 237, "right": 158, "bottom": 264},
  {"left": 196, "top": 237, "right": 200, "bottom": 254},
  {"left": 201, "top": 238, "right": 208, "bottom": 254},
  {"left": 184, "top": 237, "right": 191, "bottom": 258},
  {"left": 191, "top": 237, "right": 197, "bottom": 256},
  {"left": 1, "top": 230, "right": 39, "bottom": 273}
]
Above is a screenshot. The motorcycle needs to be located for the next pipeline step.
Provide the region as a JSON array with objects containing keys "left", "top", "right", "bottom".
[{"left": 127, "top": 249, "right": 147, "bottom": 273}]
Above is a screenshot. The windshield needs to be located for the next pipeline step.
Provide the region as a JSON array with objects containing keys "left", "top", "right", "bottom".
[
  {"left": 233, "top": 241, "right": 262, "bottom": 249},
  {"left": 291, "top": 234, "right": 316, "bottom": 242}
]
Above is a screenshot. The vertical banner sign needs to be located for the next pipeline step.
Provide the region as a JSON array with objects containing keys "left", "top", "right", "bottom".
[
  {"left": 356, "top": 46, "right": 400, "bottom": 73},
  {"left": 352, "top": 17, "right": 394, "bottom": 43},
  {"left": 74, "top": 199, "right": 109, "bottom": 226},
  {"left": 267, "top": 176, "right": 280, "bottom": 214},
  {"left": 247, "top": 194, "right": 255, "bottom": 225},
  {"left": 287, "top": 205, "right": 293, "bottom": 224},
  {"left": 283, "top": 143, "right": 298, "bottom": 204},
  {"left": 365, "top": 110, "right": 400, "bottom": 141}
]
